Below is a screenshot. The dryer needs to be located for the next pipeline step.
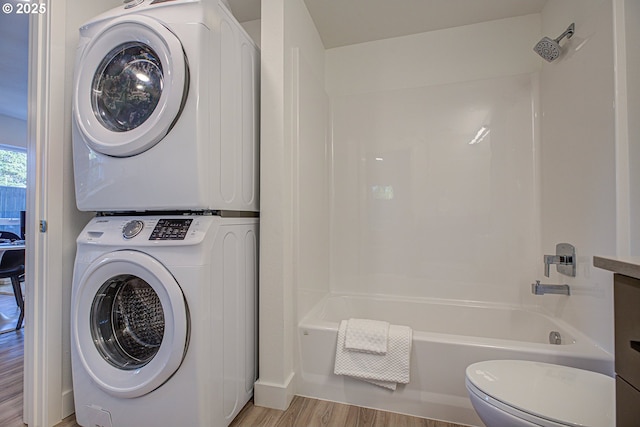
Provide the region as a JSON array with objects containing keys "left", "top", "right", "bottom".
[
  {"left": 70, "top": 215, "right": 257, "bottom": 427},
  {"left": 72, "top": 0, "right": 259, "bottom": 212}
]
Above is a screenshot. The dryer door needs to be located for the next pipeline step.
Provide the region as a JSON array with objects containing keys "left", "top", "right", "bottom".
[
  {"left": 72, "top": 250, "right": 189, "bottom": 398},
  {"left": 74, "top": 15, "right": 187, "bottom": 157}
]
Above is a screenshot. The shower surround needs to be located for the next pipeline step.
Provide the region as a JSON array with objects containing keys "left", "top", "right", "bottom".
[
  {"left": 329, "top": 62, "right": 540, "bottom": 306},
  {"left": 324, "top": 14, "right": 544, "bottom": 311}
]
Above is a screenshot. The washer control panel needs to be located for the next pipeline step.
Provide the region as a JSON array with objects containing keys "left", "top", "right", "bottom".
[
  {"left": 80, "top": 215, "right": 218, "bottom": 246},
  {"left": 149, "top": 218, "right": 193, "bottom": 240}
]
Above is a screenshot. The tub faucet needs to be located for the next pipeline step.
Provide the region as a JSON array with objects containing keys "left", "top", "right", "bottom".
[
  {"left": 531, "top": 280, "right": 571, "bottom": 296},
  {"left": 543, "top": 243, "right": 576, "bottom": 277}
]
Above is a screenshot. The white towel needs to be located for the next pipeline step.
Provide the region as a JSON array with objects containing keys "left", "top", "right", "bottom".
[
  {"left": 334, "top": 320, "right": 412, "bottom": 390},
  {"left": 345, "top": 318, "right": 389, "bottom": 355}
]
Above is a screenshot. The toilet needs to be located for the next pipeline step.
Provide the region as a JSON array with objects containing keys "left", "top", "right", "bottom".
[{"left": 465, "top": 360, "right": 614, "bottom": 427}]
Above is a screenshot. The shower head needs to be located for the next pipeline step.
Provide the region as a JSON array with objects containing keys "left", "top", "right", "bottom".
[{"left": 533, "top": 23, "right": 575, "bottom": 62}]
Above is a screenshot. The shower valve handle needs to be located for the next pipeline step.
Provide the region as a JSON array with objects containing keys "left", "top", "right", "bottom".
[{"left": 543, "top": 243, "right": 576, "bottom": 278}]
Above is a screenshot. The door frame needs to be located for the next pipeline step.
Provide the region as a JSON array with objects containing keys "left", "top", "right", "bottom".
[{"left": 24, "top": 1, "right": 67, "bottom": 425}]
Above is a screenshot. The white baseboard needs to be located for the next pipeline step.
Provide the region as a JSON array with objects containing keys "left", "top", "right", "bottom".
[
  {"left": 62, "top": 389, "right": 75, "bottom": 419},
  {"left": 253, "top": 372, "right": 295, "bottom": 410}
]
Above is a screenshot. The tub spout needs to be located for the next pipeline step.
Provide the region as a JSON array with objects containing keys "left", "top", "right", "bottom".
[{"left": 531, "top": 280, "right": 570, "bottom": 296}]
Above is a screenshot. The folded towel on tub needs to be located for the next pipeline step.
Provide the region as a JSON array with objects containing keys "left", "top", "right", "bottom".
[
  {"left": 334, "top": 319, "right": 412, "bottom": 391},
  {"left": 344, "top": 318, "right": 390, "bottom": 355}
]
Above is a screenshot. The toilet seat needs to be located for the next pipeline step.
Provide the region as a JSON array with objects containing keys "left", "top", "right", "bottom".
[{"left": 465, "top": 360, "right": 614, "bottom": 427}]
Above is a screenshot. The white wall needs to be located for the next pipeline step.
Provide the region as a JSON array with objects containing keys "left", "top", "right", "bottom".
[
  {"left": 326, "top": 15, "right": 542, "bottom": 304},
  {"left": 0, "top": 114, "right": 27, "bottom": 149},
  {"left": 240, "top": 19, "right": 261, "bottom": 48},
  {"left": 293, "top": 49, "right": 330, "bottom": 318},
  {"left": 255, "top": 0, "right": 328, "bottom": 410},
  {"left": 326, "top": 15, "right": 541, "bottom": 96},
  {"left": 533, "top": 0, "right": 616, "bottom": 353}
]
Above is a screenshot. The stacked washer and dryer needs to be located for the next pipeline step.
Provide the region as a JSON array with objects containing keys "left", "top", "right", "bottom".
[{"left": 69, "top": 1, "right": 259, "bottom": 426}]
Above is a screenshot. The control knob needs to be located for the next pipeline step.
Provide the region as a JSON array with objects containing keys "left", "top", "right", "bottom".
[{"left": 123, "top": 220, "right": 144, "bottom": 239}]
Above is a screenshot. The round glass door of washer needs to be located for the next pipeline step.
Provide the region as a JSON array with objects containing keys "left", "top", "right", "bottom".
[
  {"left": 72, "top": 250, "right": 189, "bottom": 398},
  {"left": 91, "top": 274, "right": 166, "bottom": 370}
]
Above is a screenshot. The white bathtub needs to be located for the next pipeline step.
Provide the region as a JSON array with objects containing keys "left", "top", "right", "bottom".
[{"left": 296, "top": 294, "right": 613, "bottom": 426}]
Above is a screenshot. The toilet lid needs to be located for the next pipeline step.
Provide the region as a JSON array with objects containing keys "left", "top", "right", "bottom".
[{"left": 466, "top": 360, "right": 614, "bottom": 427}]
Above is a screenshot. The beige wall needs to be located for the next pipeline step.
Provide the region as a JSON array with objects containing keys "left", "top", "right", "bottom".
[{"left": 625, "top": 0, "right": 640, "bottom": 256}]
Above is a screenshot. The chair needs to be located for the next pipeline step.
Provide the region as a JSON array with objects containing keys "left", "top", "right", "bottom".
[
  {"left": 0, "top": 231, "right": 20, "bottom": 241},
  {"left": 0, "top": 231, "right": 24, "bottom": 330}
]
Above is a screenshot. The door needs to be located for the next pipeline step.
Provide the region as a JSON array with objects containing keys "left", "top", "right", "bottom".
[
  {"left": 73, "top": 15, "right": 188, "bottom": 157},
  {"left": 71, "top": 249, "right": 189, "bottom": 398}
]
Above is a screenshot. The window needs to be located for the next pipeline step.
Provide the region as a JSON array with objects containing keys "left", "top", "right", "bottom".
[{"left": 0, "top": 146, "right": 26, "bottom": 238}]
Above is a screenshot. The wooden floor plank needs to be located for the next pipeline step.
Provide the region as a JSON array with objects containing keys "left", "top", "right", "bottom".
[
  {"left": 356, "top": 406, "right": 377, "bottom": 427},
  {"left": 341, "top": 404, "right": 359, "bottom": 426},
  {"left": 229, "top": 399, "right": 284, "bottom": 427},
  {"left": 321, "top": 399, "right": 351, "bottom": 427},
  {"left": 273, "top": 395, "right": 309, "bottom": 427}
]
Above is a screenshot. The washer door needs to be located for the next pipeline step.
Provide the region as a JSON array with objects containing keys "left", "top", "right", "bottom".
[
  {"left": 74, "top": 15, "right": 187, "bottom": 157},
  {"left": 72, "top": 250, "right": 189, "bottom": 398}
]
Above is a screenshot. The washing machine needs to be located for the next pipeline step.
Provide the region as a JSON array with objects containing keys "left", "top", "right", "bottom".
[
  {"left": 72, "top": 0, "right": 259, "bottom": 212},
  {"left": 70, "top": 214, "right": 258, "bottom": 427}
]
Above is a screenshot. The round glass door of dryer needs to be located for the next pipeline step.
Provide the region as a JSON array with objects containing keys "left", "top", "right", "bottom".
[
  {"left": 74, "top": 15, "right": 188, "bottom": 157},
  {"left": 91, "top": 42, "right": 164, "bottom": 133},
  {"left": 72, "top": 250, "right": 189, "bottom": 398}
]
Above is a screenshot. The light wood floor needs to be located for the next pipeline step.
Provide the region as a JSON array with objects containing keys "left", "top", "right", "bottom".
[
  {"left": 229, "top": 396, "right": 465, "bottom": 427},
  {"left": 0, "top": 294, "right": 467, "bottom": 427}
]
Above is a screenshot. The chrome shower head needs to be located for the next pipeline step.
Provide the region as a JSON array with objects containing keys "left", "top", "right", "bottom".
[{"left": 533, "top": 23, "right": 575, "bottom": 62}]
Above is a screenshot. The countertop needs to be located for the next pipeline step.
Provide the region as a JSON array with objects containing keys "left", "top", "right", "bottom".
[{"left": 593, "top": 256, "right": 640, "bottom": 280}]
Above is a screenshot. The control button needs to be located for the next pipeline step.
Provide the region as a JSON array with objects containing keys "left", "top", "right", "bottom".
[{"left": 122, "top": 220, "right": 144, "bottom": 239}]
